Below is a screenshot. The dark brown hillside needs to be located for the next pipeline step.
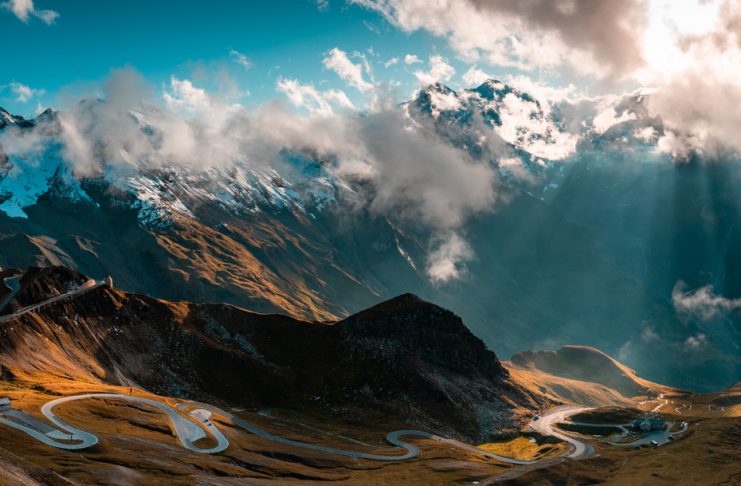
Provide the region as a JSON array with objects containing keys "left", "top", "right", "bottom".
[{"left": 0, "top": 266, "right": 545, "bottom": 442}]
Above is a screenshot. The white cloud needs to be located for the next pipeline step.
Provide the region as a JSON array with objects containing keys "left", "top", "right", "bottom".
[
  {"left": 672, "top": 281, "right": 741, "bottom": 321},
  {"left": 2, "top": 0, "right": 58, "bottom": 24},
  {"left": 426, "top": 89, "right": 461, "bottom": 116},
  {"left": 494, "top": 91, "right": 578, "bottom": 160},
  {"left": 57, "top": 70, "right": 247, "bottom": 176},
  {"left": 383, "top": 57, "right": 399, "bottom": 68},
  {"left": 8, "top": 82, "right": 44, "bottom": 103},
  {"left": 640, "top": 324, "right": 660, "bottom": 343},
  {"left": 634, "top": 126, "right": 657, "bottom": 142},
  {"left": 322, "top": 47, "right": 374, "bottom": 92},
  {"left": 6, "top": 67, "right": 505, "bottom": 284},
  {"left": 426, "top": 232, "right": 474, "bottom": 283},
  {"left": 503, "top": 75, "right": 576, "bottom": 103},
  {"left": 591, "top": 95, "right": 637, "bottom": 134},
  {"left": 684, "top": 333, "right": 708, "bottom": 351},
  {"left": 276, "top": 77, "right": 354, "bottom": 115},
  {"left": 355, "top": 109, "right": 500, "bottom": 231},
  {"left": 414, "top": 55, "right": 455, "bottom": 86},
  {"left": 351, "top": 0, "right": 741, "bottom": 162},
  {"left": 461, "top": 65, "right": 490, "bottom": 86},
  {"left": 353, "top": 0, "right": 645, "bottom": 78},
  {"left": 228, "top": 49, "right": 252, "bottom": 71},
  {"left": 627, "top": 0, "right": 741, "bottom": 159},
  {"left": 404, "top": 54, "right": 422, "bottom": 65},
  {"left": 164, "top": 78, "right": 210, "bottom": 114},
  {"left": 650, "top": 68, "right": 741, "bottom": 158}
]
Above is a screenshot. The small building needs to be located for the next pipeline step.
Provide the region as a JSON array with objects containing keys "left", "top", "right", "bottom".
[
  {"left": 632, "top": 415, "right": 666, "bottom": 432},
  {"left": 649, "top": 417, "right": 666, "bottom": 430}
]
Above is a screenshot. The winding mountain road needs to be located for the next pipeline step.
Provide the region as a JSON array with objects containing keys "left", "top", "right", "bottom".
[
  {"left": 529, "top": 406, "right": 595, "bottom": 458},
  {"left": 0, "top": 394, "right": 591, "bottom": 465},
  {"left": 0, "top": 278, "right": 104, "bottom": 323},
  {"left": 41, "top": 394, "right": 229, "bottom": 453},
  {"left": 0, "top": 279, "right": 578, "bottom": 464}
]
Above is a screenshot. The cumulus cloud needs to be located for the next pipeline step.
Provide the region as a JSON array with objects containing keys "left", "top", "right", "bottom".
[
  {"left": 684, "top": 333, "right": 709, "bottom": 351},
  {"left": 228, "top": 49, "right": 252, "bottom": 71},
  {"left": 164, "top": 78, "right": 211, "bottom": 114},
  {"left": 6, "top": 82, "right": 45, "bottom": 103},
  {"left": 461, "top": 65, "right": 490, "bottom": 87},
  {"left": 672, "top": 281, "right": 741, "bottom": 321},
  {"left": 2, "top": 0, "right": 58, "bottom": 24},
  {"left": 353, "top": 0, "right": 646, "bottom": 77},
  {"left": 650, "top": 68, "right": 741, "bottom": 158},
  {"left": 414, "top": 55, "right": 455, "bottom": 86},
  {"left": 404, "top": 54, "right": 422, "bottom": 65},
  {"left": 322, "top": 47, "right": 374, "bottom": 92},
  {"left": 383, "top": 57, "right": 399, "bottom": 68},
  {"left": 353, "top": 109, "right": 499, "bottom": 229},
  {"left": 503, "top": 75, "right": 577, "bottom": 103},
  {"left": 426, "top": 232, "right": 474, "bottom": 283},
  {"left": 276, "top": 77, "right": 355, "bottom": 115},
  {"left": 630, "top": 0, "right": 741, "bottom": 158},
  {"left": 5, "top": 68, "right": 502, "bottom": 283},
  {"left": 56, "top": 69, "right": 254, "bottom": 177},
  {"left": 345, "top": 0, "right": 741, "bottom": 160}
]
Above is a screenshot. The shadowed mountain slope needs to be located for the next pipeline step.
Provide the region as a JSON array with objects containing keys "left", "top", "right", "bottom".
[{"left": 0, "top": 266, "right": 545, "bottom": 442}]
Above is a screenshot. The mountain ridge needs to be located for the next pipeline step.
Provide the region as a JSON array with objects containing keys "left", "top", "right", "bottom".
[
  {"left": 1, "top": 79, "right": 739, "bottom": 393},
  {"left": 0, "top": 265, "right": 545, "bottom": 442}
]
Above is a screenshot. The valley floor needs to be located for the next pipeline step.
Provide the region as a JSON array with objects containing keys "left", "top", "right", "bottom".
[
  {"left": 0, "top": 267, "right": 737, "bottom": 484},
  {"left": 0, "top": 381, "right": 549, "bottom": 485},
  {"left": 0, "top": 379, "right": 738, "bottom": 485}
]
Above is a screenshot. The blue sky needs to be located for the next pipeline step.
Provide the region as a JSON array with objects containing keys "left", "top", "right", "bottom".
[
  {"left": 3, "top": 0, "right": 733, "bottom": 126},
  {"left": 1, "top": 0, "right": 521, "bottom": 117}
]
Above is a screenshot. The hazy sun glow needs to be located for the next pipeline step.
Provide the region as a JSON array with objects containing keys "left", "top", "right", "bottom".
[{"left": 640, "top": 0, "right": 724, "bottom": 82}]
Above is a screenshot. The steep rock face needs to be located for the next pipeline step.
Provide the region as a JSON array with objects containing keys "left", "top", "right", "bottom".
[
  {"left": 338, "top": 293, "right": 508, "bottom": 390},
  {"left": 336, "top": 294, "right": 533, "bottom": 439},
  {"left": 0, "top": 267, "right": 544, "bottom": 441},
  {"left": 0, "top": 108, "right": 35, "bottom": 130}
]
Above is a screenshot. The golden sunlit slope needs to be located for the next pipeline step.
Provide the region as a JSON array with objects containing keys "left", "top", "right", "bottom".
[
  {"left": 639, "top": 381, "right": 741, "bottom": 419},
  {"left": 0, "top": 382, "right": 526, "bottom": 485},
  {"left": 506, "top": 345, "right": 677, "bottom": 407},
  {"left": 0, "top": 191, "right": 389, "bottom": 325},
  {"left": 506, "top": 364, "right": 638, "bottom": 408},
  {"left": 493, "top": 416, "right": 741, "bottom": 486},
  {"left": 0, "top": 266, "right": 556, "bottom": 484}
]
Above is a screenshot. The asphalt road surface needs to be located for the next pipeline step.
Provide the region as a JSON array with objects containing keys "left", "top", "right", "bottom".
[
  {"left": 0, "top": 278, "right": 104, "bottom": 323},
  {"left": 0, "top": 394, "right": 565, "bottom": 464},
  {"left": 529, "top": 406, "right": 595, "bottom": 458}
]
